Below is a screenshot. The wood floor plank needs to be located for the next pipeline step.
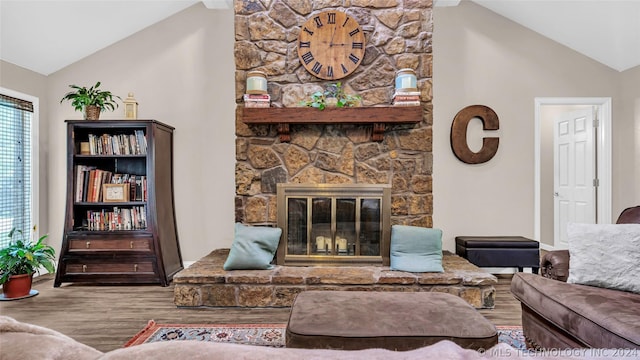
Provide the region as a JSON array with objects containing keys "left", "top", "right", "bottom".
[{"left": 1, "top": 273, "right": 522, "bottom": 353}]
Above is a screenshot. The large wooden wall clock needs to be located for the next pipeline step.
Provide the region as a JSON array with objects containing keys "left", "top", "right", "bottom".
[{"left": 297, "top": 10, "right": 366, "bottom": 80}]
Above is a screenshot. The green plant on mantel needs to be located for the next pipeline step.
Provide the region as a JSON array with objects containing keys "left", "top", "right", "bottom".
[
  {"left": 60, "top": 81, "right": 121, "bottom": 120},
  {"left": 300, "top": 82, "right": 362, "bottom": 110}
]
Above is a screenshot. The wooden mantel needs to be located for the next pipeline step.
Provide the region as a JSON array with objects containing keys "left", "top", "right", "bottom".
[{"left": 241, "top": 106, "right": 422, "bottom": 142}]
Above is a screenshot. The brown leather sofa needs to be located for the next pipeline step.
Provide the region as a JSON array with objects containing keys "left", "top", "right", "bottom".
[{"left": 511, "top": 206, "right": 640, "bottom": 349}]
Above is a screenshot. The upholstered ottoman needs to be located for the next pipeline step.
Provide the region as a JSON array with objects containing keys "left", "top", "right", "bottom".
[
  {"left": 455, "top": 236, "right": 540, "bottom": 273},
  {"left": 286, "top": 291, "right": 497, "bottom": 351}
]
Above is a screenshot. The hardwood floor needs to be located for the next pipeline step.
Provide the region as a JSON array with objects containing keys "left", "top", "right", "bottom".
[{"left": 0, "top": 274, "right": 522, "bottom": 353}]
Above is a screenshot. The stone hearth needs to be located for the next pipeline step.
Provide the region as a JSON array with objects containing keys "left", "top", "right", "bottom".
[{"left": 173, "top": 249, "right": 497, "bottom": 309}]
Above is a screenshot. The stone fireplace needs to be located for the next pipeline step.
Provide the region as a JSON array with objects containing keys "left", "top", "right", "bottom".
[
  {"left": 234, "top": 0, "right": 434, "bottom": 233},
  {"left": 276, "top": 183, "right": 391, "bottom": 266}
]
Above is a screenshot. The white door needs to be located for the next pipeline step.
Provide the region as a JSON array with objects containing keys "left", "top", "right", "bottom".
[{"left": 553, "top": 108, "right": 597, "bottom": 248}]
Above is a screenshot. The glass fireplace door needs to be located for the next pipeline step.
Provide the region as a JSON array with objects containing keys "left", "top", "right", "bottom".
[{"left": 277, "top": 184, "right": 390, "bottom": 266}]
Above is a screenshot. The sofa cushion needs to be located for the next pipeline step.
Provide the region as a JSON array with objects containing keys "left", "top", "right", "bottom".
[
  {"left": 390, "top": 225, "right": 443, "bottom": 273},
  {"left": 0, "top": 316, "right": 103, "bottom": 360},
  {"left": 223, "top": 223, "right": 282, "bottom": 270},
  {"left": 567, "top": 223, "right": 640, "bottom": 294},
  {"left": 511, "top": 272, "right": 640, "bottom": 349}
]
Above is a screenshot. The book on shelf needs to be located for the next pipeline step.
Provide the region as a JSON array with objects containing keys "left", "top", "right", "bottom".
[
  {"left": 393, "top": 90, "right": 420, "bottom": 96},
  {"left": 392, "top": 100, "right": 422, "bottom": 106},
  {"left": 392, "top": 95, "right": 420, "bottom": 102},
  {"left": 74, "top": 166, "right": 146, "bottom": 202},
  {"left": 85, "top": 131, "right": 147, "bottom": 155},
  {"left": 243, "top": 94, "right": 270, "bottom": 101},
  {"left": 244, "top": 93, "right": 271, "bottom": 108},
  {"left": 84, "top": 206, "right": 146, "bottom": 231},
  {"left": 244, "top": 101, "right": 271, "bottom": 108}
]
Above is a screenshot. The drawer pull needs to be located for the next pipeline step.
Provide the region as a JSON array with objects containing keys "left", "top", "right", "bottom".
[
  {"left": 134, "top": 264, "right": 138, "bottom": 272},
  {"left": 130, "top": 241, "right": 134, "bottom": 249},
  {"left": 86, "top": 241, "right": 91, "bottom": 249},
  {"left": 82, "top": 264, "right": 87, "bottom": 273}
]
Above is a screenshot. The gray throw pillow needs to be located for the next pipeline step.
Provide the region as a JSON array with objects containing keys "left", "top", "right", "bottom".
[
  {"left": 223, "top": 223, "right": 282, "bottom": 270},
  {"left": 567, "top": 223, "right": 640, "bottom": 294},
  {"left": 390, "top": 225, "right": 444, "bottom": 273}
]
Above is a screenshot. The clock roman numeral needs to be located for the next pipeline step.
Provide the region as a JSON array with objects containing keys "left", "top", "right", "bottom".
[
  {"left": 311, "top": 62, "right": 322, "bottom": 74},
  {"left": 303, "top": 27, "right": 314, "bottom": 36},
  {"left": 352, "top": 42, "right": 363, "bottom": 49},
  {"left": 349, "top": 53, "right": 360, "bottom": 64},
  {"left": 327, "top": 66, "right": 334, "bottom": 78},
  {"left": 314, "top": 16, "right": 323, "bottom": 28},
  {"left": 349, "top": 28, "right": 360, "bottom": 37},
  {"left": 342, "top": 17, "right": 350, "bottom": 27},
  {"left": 341, "top": 64, "right": 349, "bottom": 74},
  {"left": 302, "top": 52, "right": 314, "bottom": 65},
  {"left": 327, "top": 13, "right": 336, "bottom": 24},
  {"left": 299, "top": 41, "right": 310, "bottom": 48}
]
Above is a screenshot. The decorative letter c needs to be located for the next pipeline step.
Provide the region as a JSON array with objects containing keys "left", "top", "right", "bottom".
[{"left": 450, "top": 105, "right": 499, "bottom": 164}]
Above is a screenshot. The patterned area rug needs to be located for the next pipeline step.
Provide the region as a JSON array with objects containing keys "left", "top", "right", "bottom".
[{"left": 125, "top": 322, "right": 526, "bottom": 350}]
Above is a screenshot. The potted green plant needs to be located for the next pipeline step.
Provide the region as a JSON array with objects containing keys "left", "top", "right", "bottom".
[
  {"left": 60, "top": 81, "right": 121, "bottom": 120},
  {"left": 0, "top": 227, "right": 56, "bottom": 299},
  {"left": 300, "top": 82, "right": 362, "bottom": 110}
]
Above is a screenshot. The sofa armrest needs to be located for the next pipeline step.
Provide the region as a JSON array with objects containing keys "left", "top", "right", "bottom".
[{"left": 540, "top": 250, "right": 570, "bottom": 282}]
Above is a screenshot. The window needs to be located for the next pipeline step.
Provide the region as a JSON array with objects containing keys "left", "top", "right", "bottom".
[{"left": 0, "top": 90, "right": 36, "bottom": 248}]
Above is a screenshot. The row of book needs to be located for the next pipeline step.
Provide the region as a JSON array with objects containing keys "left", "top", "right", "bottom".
[
  {"left": 85, "top": 130, "right": 147, "bottom": 155},
  {"left": 392, "top": 90, "right": 421, "bottom": 106},
  {"left": 244, "top": 93, "right": 270, "bottom": 108},
  {"left": 83, "top": 207, "right": 147, "bottom": 231},
  {"left": 74, "top": 165, "right": 147, "bottom": 203}
]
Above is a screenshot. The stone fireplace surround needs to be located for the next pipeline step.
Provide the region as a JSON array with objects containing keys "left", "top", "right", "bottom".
[
  {"left": 173, "top": 249, "right": 497, "bottom": 309},
  {"left": 173, "top": 0, "right": 498, "bottom": 310}
]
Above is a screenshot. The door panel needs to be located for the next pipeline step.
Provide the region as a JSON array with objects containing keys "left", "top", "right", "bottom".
[{"left": 554, "top": 108, "right": 596, "bottom": 248}]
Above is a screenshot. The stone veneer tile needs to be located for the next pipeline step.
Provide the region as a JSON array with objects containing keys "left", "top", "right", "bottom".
[
  {"left": 271, "top": 266, "right": 307, "bottom": 285},
  {"left": 482, "top": 287, "right": 496, "bottom": 308},
  {"left": 173, "top": 284, "right": 204, "bottom": 307},
  {"left": 307, "top": 267, "right": 376, "bottom": 285},
  {"left": 225, "top": 270, "right": 273, "bottom": 284},
  {"left": 459, "top": 288, "right": 483, "bottom": 309},
  {"left": 207, "top": 286, "right": 237, "bottom": 307},
  {"left": 416, "top": 272, "right": 463, "bottom": 285},
  {"left": 376, "top": 270, "right": 418, "bottom": 284},
  {"left": 238, "top": 286, "right": 274, "bottom": 307},
  {"left": 272, "top": 286, "right": 305, "bottom": 307}
]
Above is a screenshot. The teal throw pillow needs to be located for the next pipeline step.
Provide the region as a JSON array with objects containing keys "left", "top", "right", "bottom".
[
  {"left": 390, "top": 225, "right": 444, "bottom": 273},
  {"left": 223, "top": 223, "right": 282, "bottom": 270}
]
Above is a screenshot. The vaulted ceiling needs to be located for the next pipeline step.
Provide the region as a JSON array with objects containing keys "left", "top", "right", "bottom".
[{"left": 1, "top": 0, "right": 639, "bottom": 76}]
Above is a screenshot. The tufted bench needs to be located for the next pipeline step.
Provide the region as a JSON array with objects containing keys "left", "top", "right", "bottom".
[
  {"left": 455, "top": 236, "right": 540, "bottom": 274},
  {"left": 286, "top": 290, "right": 497, "bottom": 351}
]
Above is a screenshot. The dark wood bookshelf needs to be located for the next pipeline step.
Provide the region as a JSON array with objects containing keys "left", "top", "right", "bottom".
[
  {"left": 241, "top": 106, "right": 422, "bottom": 141},
  {"left": 54, "top": 120, "right": 183, "bottom": 287}
]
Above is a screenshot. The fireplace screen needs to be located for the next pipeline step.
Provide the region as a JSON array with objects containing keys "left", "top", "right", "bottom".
[{"left": 276, "top": 184, "right": 390, "bottom": 266}]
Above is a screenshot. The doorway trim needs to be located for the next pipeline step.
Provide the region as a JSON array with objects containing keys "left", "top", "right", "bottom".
[{"left": 534, "top": 97, "right": 612, "bottom": 250}]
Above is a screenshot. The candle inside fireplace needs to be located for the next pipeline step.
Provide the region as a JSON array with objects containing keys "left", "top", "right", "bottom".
[
  {"left": 337, "top": 237, "right": 347, "bottom": 251},
  {"left": 316, "top": 236, "right": 325, "bottom": 250}
]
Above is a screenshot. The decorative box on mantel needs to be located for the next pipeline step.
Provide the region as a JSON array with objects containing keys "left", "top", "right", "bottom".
[{"left": 241, "top": 106, "right": 422, "bottom": 142}]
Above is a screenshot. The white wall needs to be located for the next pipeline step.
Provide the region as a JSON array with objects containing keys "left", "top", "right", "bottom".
[
  {"left": 432, "top": 1, "right": 631, "bottom": 251},
  {"left": 617, "top": 65, "right": 640, "bottom": 207},
  {"left": 45, "top": 3, "right": 236, "bottom": 261}
]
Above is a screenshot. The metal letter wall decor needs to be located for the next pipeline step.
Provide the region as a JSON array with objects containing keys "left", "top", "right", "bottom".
[{"left": 450, "top": 105, "right": 499, "bottom": 164}]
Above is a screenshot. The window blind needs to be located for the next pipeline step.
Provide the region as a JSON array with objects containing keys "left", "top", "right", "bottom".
[{"left": 0, "top": 94, "right": 33, "bottom": 248}]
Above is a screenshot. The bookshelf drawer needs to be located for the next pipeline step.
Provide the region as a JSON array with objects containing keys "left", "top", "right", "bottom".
[
  {"left": 68, "top": 238, "right": 152, "bottom": 252},
  {"left": 66, "top": 262, "right": 155, "bottom": 274}
]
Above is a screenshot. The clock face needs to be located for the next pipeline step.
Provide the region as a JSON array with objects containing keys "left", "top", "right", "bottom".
[{"left": 297, "top": 11, "right": 366, "bottom": 80}]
